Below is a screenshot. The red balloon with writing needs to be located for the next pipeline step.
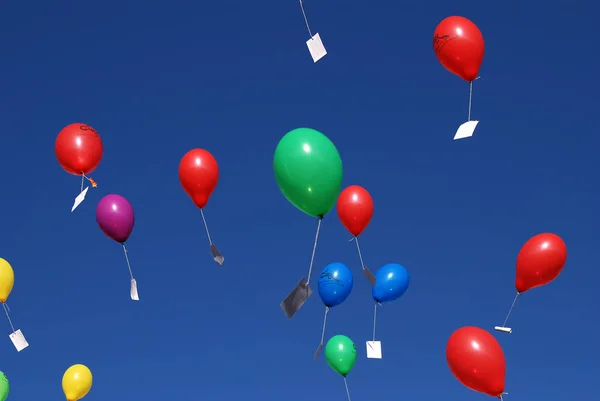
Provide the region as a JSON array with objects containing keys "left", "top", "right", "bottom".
[
  {"left": 516, "top": 233, "right": 567, "bottom": 293},
  {"left": 433, "top": 16, "right": 484, "bottom": 82},
  {"left": 179, "top": 149, "right": 219, "bottom": 209},
  {"left": 336, "top": 185, "right": 374, "bottom": 237},
  {"left": 446, "top": 326, "right": 506, "bottom": 397},
  {"left": 55, "top": 123, "right": 104, "bottom": 175}
]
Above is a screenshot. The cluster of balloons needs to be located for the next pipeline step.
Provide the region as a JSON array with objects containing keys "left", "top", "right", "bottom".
[
  {"left": 0, "top": 122, "right": 229, "bottom": 399},
  {"left": 273, "top": 127, "right": 412, "bottom": 396},
  {"left": 0, "top": 14, "right": 568, "bottom": 401},
  {"left": 445, "top": 233, "right": 567, "bottom": 399}
]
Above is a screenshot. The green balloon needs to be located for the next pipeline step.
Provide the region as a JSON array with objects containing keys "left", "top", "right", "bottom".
[
  {"left": 325, "top": 335, "right": 357, "bottom": 377},
  {"left": 273, "top": 128, "right": 343, "bottom": 217},
  {"left": 0, "top": 371, "right": 9, "bottom": 401}
]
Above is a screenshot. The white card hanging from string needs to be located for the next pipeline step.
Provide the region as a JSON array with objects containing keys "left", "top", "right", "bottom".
[
  {"left": 71, "top": 174, "right": 98, "bottom": 212},
  {"left": 200, "top": 209, "right": 224, "bottom": 266},
  {"left": 280, "top": 217, "right": 323, "bottom": 318},
  {"left": 298, "top": 0, "right": 327, "bottom": 62},
  {"left": 349, "top": 237, "right": 376, "bottom": 285},
  {"left": 3, "top": 303, "right": 28, "bottom": 352},
  {"left": 122, "top": 243, "right": 139, "bottom": 301},
  {"left": 454, "top": 76, "right": 481, "bottom": 140},
  {"left": 494, "top": 292, "right": 519, "bottom": 334},
  {"left": 366, "top": 302, "right": 382, "bottom": 359}
]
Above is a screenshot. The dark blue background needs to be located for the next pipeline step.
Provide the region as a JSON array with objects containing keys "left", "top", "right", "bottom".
[{"left": 1, "top": 0, "right": 598, "bottom": 400}]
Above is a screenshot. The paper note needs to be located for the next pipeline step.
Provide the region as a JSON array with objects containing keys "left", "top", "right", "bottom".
[
  {"left": 280, "top": 278, "right": 312, "bottom": 319},
  {"left": 494, "top": 326, "right": 512, "bottom": 334},
  {"left": 71, "top": 186, "right": 89, "bottom": 212},
  {"left": 130, "top": 278, "right": 139, "bottom": 301},
  {"left": 210, "top": 243, "right": 224, "bottom": 266},
  {"left": 454, "top": 120, "right": 479, "bottom": 140},
  {"left": 306, "top": 33, "right": 327, "bottom": 63},
  {"left": 9, "top": 329, "right": 29, "bottom": 352},
  {"left": 366, "top": 341, "right": 382, "bottom": 359}
]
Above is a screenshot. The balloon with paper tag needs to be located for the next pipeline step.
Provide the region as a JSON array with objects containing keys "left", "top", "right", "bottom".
[
  {"left": 446, "top": 326, "right": 506, "bottom": 398},
  {"left": 367, "top": 263, "right": 410, "bottom": 359},
  {"left": 55, "top": 123, "right": 103, "bottom": 211},
  {"left": 96, "top": 194, "right": 139, "bottom": 301},
  {"left": 179, "top": 148, "right": 224, "bottom": 267},
  {"left": 62, "top": 364, "right": 92, "bottom": 401},
  {"left": 0, "top": 371, "right": 9, "bottom": 401},
  {"left": 274, "top": 128, "right": 343, "bottom": 319},
  {"left": 0, "top": 258, "right": 29, "bottom": 352},
  {"left": 433, "top": 16, "right": 485, "bottom": 140},
  {"left": 495, "top": 233, "right": 567, "bottom": 334},
  {"left": 325, "top": 335, "right": 357, "bottom": 399},
  {"left": 337, "top": 185, "right": 376, "bottom": 285},
  {"left": 314, "top": 263, "right": 353, "bottom": 359}
]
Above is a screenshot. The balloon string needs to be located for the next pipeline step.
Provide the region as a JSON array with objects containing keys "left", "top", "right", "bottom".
[
  {"left": 354, "top": 236, "right": 367, "bottom": 272},
  {"left": 343, "top": 377, "right": 352, "bottom": 401},
  {"left": 502, "top": 293, "right": 520, "bottom": 328},
  {"left": 305, "top": 217, "right": 323, "bottom": 286},
  {"left": 467, "top": 76, "right": 481, "bottom": 122},
  {"left": 122, "top": 244, "right": 135, "bottom": 281},
  {"left": 372, "top": 302, "right": 378, "bottom": 341},
  {"left": 298, "top": 0, "right": 313, "bottom": 37},
  {"left": 2, "top": 303, "right": 15, "bottom": 333},
  {"left": 200, "top": 209, "right": 214, "bottom": 245},
  {"left": 319, "top": 307, "right": 329, "bottom": 347},
  {"left": 468, "top": 80, "right": 473, "bottom": 121}
]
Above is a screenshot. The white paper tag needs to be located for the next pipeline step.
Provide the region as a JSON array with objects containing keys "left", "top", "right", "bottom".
[
  {"left": 130, "top": 278, "right": 139, "bottom": 301},
  {"left": 71, "top": 186, "right": 89, "bottom": 212},
  {"left": 366, "top": 340, "right": 382, "bottom": 359},
  {"left": 9, "top": 329, "right": 29, "bottom": 352},
  {"left": 454, "top": 120, "right": 479, "bottom": 140},
  {"left": 306, "top": 33, "right": 327, "bottom": 63}
]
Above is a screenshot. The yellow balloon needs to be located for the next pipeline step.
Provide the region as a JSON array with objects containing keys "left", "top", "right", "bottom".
[
  {"left": 0, "top": 258, "right": 15, "bottom": 303},
  {"left": 62, "top": 364, "right": 92, "bottom": 401}
]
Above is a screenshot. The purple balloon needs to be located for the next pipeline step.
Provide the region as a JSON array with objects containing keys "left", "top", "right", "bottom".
[{"left": 96, "top": 194, "right": 135, "bottom": 243}]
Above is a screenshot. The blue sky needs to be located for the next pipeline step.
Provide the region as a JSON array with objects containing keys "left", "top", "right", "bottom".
[{"left": 0, "top": 0, "right": 599, "bottom": 400}]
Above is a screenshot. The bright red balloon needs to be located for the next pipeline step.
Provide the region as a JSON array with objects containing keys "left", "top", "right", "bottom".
[
  {"left": 179, "top": 149, "right": 219, "bottom": 209},
  {"left": 433, "top": 16, "right": 484, "bottom": 82},
  {"left": 515, "top": 233, "right": 567, "bottom": 293},
  {"left": 446, "top": 326, "right": 506, "bottom": 397},
  {"left": 55, "top": 123, "right": 103, "bottom": 175},
  {"left": 336, "top": 185, "right": 374, "bottom": 237}
]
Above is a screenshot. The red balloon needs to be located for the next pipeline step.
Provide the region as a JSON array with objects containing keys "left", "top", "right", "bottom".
[
  {"left": 433, "top": 16, "right": 485, "bottom": 82},
  {"left": 515, "top": 233, "right": 567, "bottom": 293},
  {"left": 55, "top": 123, "right": 104, "bottom": 175},
  {"left": 179, "top": 149, "right": 219, "bottom": 209},
  {"left": 446, "top": 326, "right": 506, "bottom": 397},
  {"left": 336, "top": 185, "right": 374, "bottom": 236}
]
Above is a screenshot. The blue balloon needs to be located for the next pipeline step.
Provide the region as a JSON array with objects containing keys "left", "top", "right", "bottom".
[
  {"left": 372, "top": 263, "right": 409, "bottom": 303},
  {"left": 318, "top": 262, "right": 354, "bottom": 307}
]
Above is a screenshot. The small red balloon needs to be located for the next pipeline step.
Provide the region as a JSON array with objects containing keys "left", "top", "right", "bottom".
[
  {"left": 179, "top": 149, "right": 219, "bottom": 209},
  {"left": 433, "top": 16, "right": 484, "bottom": 82},
  {"left": 515, "top": 233, "right": 567, "bottom": 293},
  {"left": 55, "top": 123, "right": 103, "bottom": 175},
  {"left": 336, "top": 185, "right": 374, "bottom": 237},
  {"left": 446, "top": 326, "right": 506, "bottom": 398}
]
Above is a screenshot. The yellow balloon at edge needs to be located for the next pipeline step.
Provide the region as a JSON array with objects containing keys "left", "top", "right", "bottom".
[
  {"left": 0, "top": 258, "right": 15, "bottom": 303},
  {"left": 62, "top": 364, "right": 93, "bottom": 401}
]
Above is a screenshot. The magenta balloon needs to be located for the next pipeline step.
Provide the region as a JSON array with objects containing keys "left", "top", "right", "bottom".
[{"left": 96, "top": 194, "right": 135, "bottom": 243}]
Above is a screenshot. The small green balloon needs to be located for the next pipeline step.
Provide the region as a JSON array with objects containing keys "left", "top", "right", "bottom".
[
  {"left": 325, "top": 335, "right": 357, "bottom": 377},
  {"left": 0, "top": 371, "right": 9, "bottom": 401},
  {"left": 273, "top": 128, "right": 343, "bottom": 217}
]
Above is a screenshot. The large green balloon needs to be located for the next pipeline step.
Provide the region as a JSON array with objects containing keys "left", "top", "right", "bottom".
[
  {"left": 325, "top": 335, "right": 357, "bottom": 377},
  {"left": 273, "top": 128, "right": 343, "bottom": 217},
  {"left": 0, "top": 371, "right": 9, "bottom": 401}
]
